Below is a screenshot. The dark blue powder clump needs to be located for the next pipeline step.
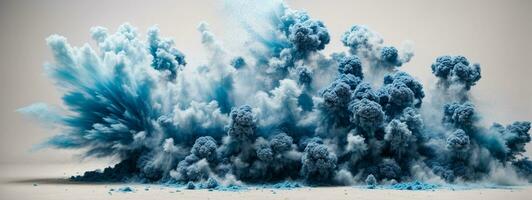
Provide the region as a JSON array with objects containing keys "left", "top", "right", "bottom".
[
  {"left": 186, "top": 181, "right": 196, "bottom": 190},
  {"left": 203, "top": 178, "right": 219, "bottom": 189},
  {"left": 365, "top": 174, "right": 377, "bottom": 189}
]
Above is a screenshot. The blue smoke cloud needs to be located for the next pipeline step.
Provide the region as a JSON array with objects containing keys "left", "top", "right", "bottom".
[
  {"left": 20, "top": 1, "right": 531, "bottom": 186},
  {"left": 338, "top": 55, "right": 363, "bottom": 78},
  {"left": 431, "top": 55, "right": 481, "bottom": 91},
  {"left": 341, "top": 25, "right": 413, "bottom": 70},
  {"left": 349, "top": 99, "right": 385, "bottom": 134},
  {"left": 301, "top": 142, "right": 337, "bottom": 183},
  {"left": 443, "top": 102, "right": 477, "bottom": 129},
  {"left": 191, "top": 136, "right": 218, "bottom": 162},
  {"left": 147, "top": 26, "right": 187, "bottom": 79},
  {"left": 227, "top": 105, "right": 256, "bottom": 140}
]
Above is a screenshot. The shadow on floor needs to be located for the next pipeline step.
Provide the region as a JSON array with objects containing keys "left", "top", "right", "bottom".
[{"left": 6, "top": 178, "right": 113, "bottom": 185}]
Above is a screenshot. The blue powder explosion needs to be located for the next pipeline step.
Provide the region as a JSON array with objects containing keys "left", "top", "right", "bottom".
[{"left": 19, "top": 1, "right": 531, "bottom": 187}]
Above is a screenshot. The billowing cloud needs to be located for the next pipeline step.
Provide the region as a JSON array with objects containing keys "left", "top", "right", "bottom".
[{"left": 19, "top": 0, "right": 531, "bottom": 186}]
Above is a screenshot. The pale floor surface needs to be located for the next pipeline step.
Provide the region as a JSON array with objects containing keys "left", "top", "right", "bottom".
[{"left": 0, "top": 163, "right": 531, "bottom": 200}]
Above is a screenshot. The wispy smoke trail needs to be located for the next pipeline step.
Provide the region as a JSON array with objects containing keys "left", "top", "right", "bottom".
[{"left": 19, "top": 1, "right": 531, "bottom": 186}]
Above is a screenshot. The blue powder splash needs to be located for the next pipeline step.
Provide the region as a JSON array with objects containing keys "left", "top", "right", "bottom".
[{"left": 19, "top": 0, "right": 531, "bottom": 188}]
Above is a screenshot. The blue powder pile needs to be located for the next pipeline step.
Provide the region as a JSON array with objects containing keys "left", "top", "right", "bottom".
[
  {"left": 214, "top": 185, "right": 246, "bottom": 192},
  {"left": 390, "top": 181, "right": 438, "bottom": 190},
  {"left": 117, "top": 186, "right": 135, "bottom": 193},
  {"left": 272, "top": 181, "right": 302, "bottom": 189}
]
